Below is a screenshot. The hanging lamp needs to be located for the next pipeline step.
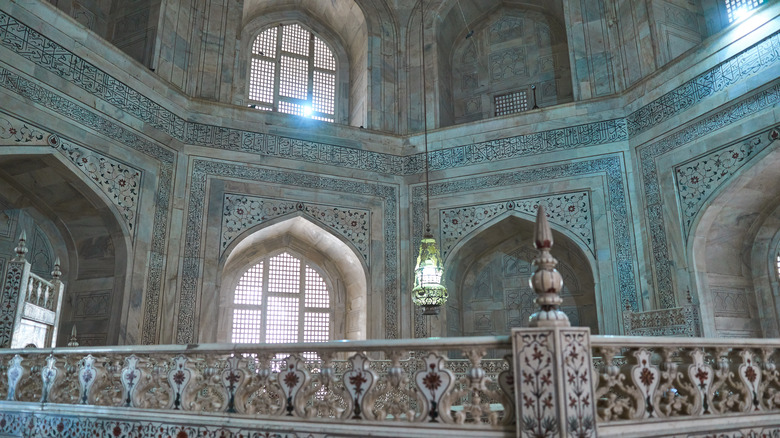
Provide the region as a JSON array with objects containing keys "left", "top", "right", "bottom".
[{"left": 412, "top": 0, "right": 447, "bottom": 316}]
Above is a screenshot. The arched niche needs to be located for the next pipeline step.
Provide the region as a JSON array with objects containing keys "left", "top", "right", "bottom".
[
  {"left": 449, "top": 6, "right": 572, "bottom": 124},
  {"left": 0, "top": 151, "right": 131, "bottom": 346},
  {"left": 407, "top": 0, "right": 570, "bottom": 129},
  {"left": 690, "top": 143, "right": 780, "bottom": 338},
  {"left": 444, "top": 213, "right": 597, "bottom": 337},
  {"left": 213, "top": 214, "right": 368, "bottom": 342}
]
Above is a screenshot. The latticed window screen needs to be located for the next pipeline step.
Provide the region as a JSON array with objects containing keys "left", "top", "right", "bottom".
[
  {"left": 231, "top": 253, "right": 332, "bottom": 345},
  {"left": 494, "top": 90, "right": 528, "bottom": 116},
  {"left": 248, "top": 24, "right": 336, "bottom": 122},
  {"left": 776, "top": 253, "right": 780, "bottom": 279},
  {"left": 725, "top": 0, "right": 765, "bottom": 22}
]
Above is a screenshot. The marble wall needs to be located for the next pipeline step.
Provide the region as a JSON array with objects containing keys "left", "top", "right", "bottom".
[{"left": 0, "top": 0, "right": 777, "bottom": 345}]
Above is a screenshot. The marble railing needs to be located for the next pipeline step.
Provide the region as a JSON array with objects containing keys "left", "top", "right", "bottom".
[
  {"left": 23, "top": 272, "right": 58, "bottom": 311},
  {"left": 4, "top": 335, "right": 780, "bottom": 437},
  {"left": 0, "top": 336, "right": 515, "bottom": 435},
  {"left": 592, "top": 336, "right": 780, "bottom": 436}
]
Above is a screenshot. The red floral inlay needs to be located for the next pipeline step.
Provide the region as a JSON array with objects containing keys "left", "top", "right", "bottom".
[
  {"left": 745, "top": 366, "right": 757, "bottom": 383},
  {"left": 568, "top": 205, "right": 576, "bottom": 212},
  {"left": 422, "top": 372, "right": 442, "bottom": 392},
  {"left": 349, "top": 373, "right": 368, "bottom": 395},
  {"left": 284, "top": 372, "right": 299, "bottom": 389},
  {"left": 172, "top": 370, "right": 186, "bottom": 386},
  {"left": 639, "top": 368, "right": 654, "bottom": 387},
  {"left": 177, "top": 431, "right": 188, "bottom": 438},
  {"left": 225, "top": 371, "right": 240, "bottom": 389},
  {"left": 112, "top": 425, "right": 122, "bottom": 437},
  {"left": 690, "top": 176, "right": 699, "bottom": 184},
  {"left": 695, "top": 368, "right": 708, "bottom": 386}
]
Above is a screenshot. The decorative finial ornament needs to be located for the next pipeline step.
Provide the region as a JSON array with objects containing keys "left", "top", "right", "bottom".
[
  {"left": 13, "top": 230, "right": 27, "bottom": 261},
  {"left": 528, "top": 205, "right": 569, "bottom": 327},
  {"left": 67, "top": 325, "right": 79, "bottom": 347},
  {"left": 51, "top": 257, "right": 62, "bottom": 281}
]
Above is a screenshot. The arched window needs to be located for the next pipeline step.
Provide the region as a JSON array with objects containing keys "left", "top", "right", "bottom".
[
  {"left": 247, "top": 24, "right": 336, "bottom": 122},
  {"left": 231, "top": 252, "right": 332, "bottom": 344},
  {"left": 725, "top": 0, "right": 765, "bottom": 22}
]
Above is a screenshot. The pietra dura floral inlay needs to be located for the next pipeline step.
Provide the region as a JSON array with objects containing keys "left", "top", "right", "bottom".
[
  {"left": 221, "top": 194, "right": 370, "bottom": 260},
  {"left": 675, "top": 135, "right": 767, "bottom": 239},
  {"left": 439, "top": 191, "right": 593, "bottom": 260},
  {"left": 51, "top": 136, "right": 142, "bottom": 234}
]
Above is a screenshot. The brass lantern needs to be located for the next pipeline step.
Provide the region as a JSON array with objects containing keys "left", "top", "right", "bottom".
[{"left": 412, "top": 229, "right": 447, "bottom": 315}]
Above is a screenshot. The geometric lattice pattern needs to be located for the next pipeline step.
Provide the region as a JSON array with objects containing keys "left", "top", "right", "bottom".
[
  {"left": 230, "top": 252, "right": 332, "bottom": 345},
  {"left": 776, "top": 253, "right": 780, "bottom": 279},
  {"left": 494, "top": 90, "right": 528, "bottom": 116},
  {"left": 248, "top": 24, "right": 336, "bottom": 122},
  {"left": 725, "top": 0, "right": 765, "bottom": 22}
]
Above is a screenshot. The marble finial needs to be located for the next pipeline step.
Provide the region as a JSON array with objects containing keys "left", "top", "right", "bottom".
[
  {"left": 67, "top": 325, "right": 79, "bottom": 347},
  {"left": 528, "top": 205, "right": 570, "bottom": 327},
  {"left": 13, "top": 230, "right": 27, "bottom": 261},
  {"left": 51, "top": 257, "right": 62, "bottom": 280}
]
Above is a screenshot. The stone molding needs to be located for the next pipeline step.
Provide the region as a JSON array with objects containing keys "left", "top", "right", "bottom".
[
  {"left": 0, "top": 113, "right": 45, "bottom": 144},
  {"left": 622, "top": 303, "right": 701, "bottom": 337},
  {"left": 626, "top": 31, "right": 780, "bottom": 137},
  {"left": 0, "top": 4, "right": 777, "bottom": 339},
  {"left": 675, "top": 127, "right": 778, "bottom": 240}
]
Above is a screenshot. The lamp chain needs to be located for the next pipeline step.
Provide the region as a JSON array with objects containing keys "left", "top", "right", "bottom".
[{"left": 420, "top": 0, "right": 431, "bottom": 231}]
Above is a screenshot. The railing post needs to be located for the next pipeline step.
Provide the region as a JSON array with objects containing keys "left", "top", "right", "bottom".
[
  {"left": 48, "top": 257, "right": 65, "bottom": 346},
  {"left": 511, "top": 206, "right": 598, "bottom": 437},
  {"left": 0, "top": 232, "right": 32, "bottom": 348}
]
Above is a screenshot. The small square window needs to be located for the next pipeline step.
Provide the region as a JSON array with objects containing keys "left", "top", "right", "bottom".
[{"left": 495, "top": 90, "right": 528, "bottom": 116}]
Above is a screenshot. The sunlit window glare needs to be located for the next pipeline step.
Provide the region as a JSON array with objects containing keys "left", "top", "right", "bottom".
[
  {"left": 248, "top": 24, "right": 336, "bottom": 122},
  {"left": 725, "top": 0, "right": 765, "bottom": 23},
  {"left": 231, "top": 253, "right": 331, "bottom": 350}
]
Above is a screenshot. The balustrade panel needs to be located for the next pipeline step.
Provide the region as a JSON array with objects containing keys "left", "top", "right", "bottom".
[{"left": 592, "top": 337, "right": 780, "bottom": 424}]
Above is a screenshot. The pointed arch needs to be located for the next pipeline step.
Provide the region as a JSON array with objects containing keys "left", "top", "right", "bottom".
[
  {"left": 215, "top": 215, "right": 368, "bottom": 342},
  {"left": 690, "top": 141, "right": 780, "bottom": 338},
  {"left": 0, "top": 147, "right": 133, "bottom": 346},
  {"left": 443, "top": 213, "right": 599, "bottom": 337}
]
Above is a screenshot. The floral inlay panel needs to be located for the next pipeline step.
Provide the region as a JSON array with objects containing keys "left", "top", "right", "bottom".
[
  {"left": 675, "top": 134, "right": 770, "bottom": 239},
  {"left": 50, "top": 136, "right": 141, "bottom": 233},
  {"left": 0, "top": 262, "right": 24, "bottom": 348},
  {"left": 439, "top": 191, "right": 592, "bottom": 260},
  {"left": 221, "top": 194, "right": 369, "bottom": 260},
  {"left": 0, "top": 113, "right": 45, "bottom": 144},
  {"left": 514, "top": 332, "right": 558, "bottom": 438}
]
